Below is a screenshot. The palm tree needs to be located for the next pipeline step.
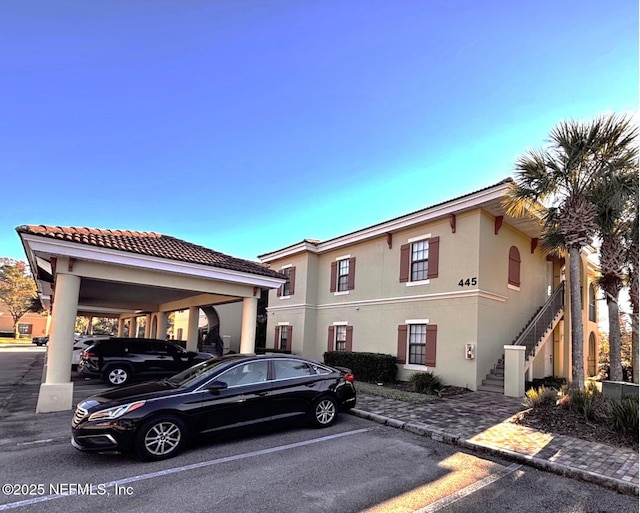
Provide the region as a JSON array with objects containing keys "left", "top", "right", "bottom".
[
  {"left": 591, "top": 158, "right": 638, "bottom": 382},
  {"left": 504, "top": 114, "right": 637, "bottom": 389},
  {"left": 625, "top": 198, "right": 639, "bottom": 383}
]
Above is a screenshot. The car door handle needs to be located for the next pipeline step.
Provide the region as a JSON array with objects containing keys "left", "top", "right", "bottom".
[{"left": 254, "top": 391, "right": 269, "bottom": 396}]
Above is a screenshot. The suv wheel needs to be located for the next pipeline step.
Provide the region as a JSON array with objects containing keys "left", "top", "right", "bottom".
[
  {"left": 104, "top": 366, "right": 131, "bottom": 386},
  {"left": 135, "top": 415, "right": 187, "bottom": 461}
]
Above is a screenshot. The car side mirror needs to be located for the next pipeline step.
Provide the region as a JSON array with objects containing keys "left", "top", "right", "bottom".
[{"left": 206, "top": 380, "right": 228, "bottom": 394}]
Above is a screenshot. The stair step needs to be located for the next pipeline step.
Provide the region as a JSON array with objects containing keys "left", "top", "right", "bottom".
[
  {"left": 483, "top": 375, "right": 504, "bottom": 386},
  {"left": 477, "top": 384, "right": 504, "bottom": 393}
]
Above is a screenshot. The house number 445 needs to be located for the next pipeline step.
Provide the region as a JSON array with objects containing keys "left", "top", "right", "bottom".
[{"left": 458, "top": 277, "right": 477, "bottom": 287}]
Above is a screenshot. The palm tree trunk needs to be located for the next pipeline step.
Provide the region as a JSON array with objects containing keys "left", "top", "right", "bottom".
[
  {"left": 606, "top": 292, "right": 623, "bottom": 381},
  {"left": 630, "top": 271, "right": 639, "bottom": 384},
  {"left": 568, "top": 246, "right": 585, "bottom": 389}
]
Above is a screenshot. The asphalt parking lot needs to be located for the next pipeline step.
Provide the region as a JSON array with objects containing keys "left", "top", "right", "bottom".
[{"left": 1, "top": 348, "right": 637, "bottom": 513}]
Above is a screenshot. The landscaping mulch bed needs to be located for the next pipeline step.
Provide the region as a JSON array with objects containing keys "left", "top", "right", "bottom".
[{"left": 512, "top": 404, "right": 638, "bottom": 451}]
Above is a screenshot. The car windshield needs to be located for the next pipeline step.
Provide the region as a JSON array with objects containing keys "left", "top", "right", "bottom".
[{"left": 166, "top": 358, "right": 228, "bottom": 387}]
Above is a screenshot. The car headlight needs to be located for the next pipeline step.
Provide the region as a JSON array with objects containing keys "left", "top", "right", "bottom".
[{"left": 88, "top": 401, "right": 146, "bottom": 421}]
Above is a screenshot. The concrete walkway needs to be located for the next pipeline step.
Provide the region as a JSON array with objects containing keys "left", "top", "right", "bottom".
[{"left": 351, "top": 391, "right": 639, "bottom": 496}]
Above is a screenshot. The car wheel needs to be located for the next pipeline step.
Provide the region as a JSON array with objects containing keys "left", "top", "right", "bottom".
[
  {"left": 135, "top": 415, "right": 187, "bottom": 461},
  {"left": 104, "top": 366, "right": 131, "bottom": 386},
  {"left": 310, "top": 396, "right": 337, "bottom": 428}
]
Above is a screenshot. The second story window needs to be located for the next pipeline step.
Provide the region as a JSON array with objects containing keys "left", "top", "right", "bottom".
[
  {"left": 278, "top": 266, "right": 295, "bottom": 297},
  {"left": 400, "top": 236, "right": 439, "bottom": 283},
  {"left": 337, "top": 259, "right": 349, "bottom": 292},
  {"left": 411, "top": 240, "right": 429, "bottom": 282},
  {"left": 330, "top": 257, "right": 356, "bottom": 293},
  {"left": 508, "top": 246, "right": 521, "bottom": 289}
]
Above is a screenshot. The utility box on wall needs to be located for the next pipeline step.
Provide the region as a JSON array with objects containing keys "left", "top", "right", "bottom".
[{"left": 465, "top": 343, "right": 475, "bottom": 360}]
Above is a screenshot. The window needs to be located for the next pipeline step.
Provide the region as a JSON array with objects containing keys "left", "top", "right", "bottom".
[
  {"left": 278, "top": 267, "right": 295, "bottom": 297},
  {"left": 274, "top": 359, "right": 315, "bottom": 380},
  {"left": 337, "top": 259, "right": 349, "bottom": 292},
  {"left": 588, "top": 284, "right": 596, "bottom": 322},
  {"left": 508, "top": 246, "right": 521, "bottom": 288},
  {"left": 397, "top": 323, "right": 437, "bottom": 366},
  {"left": 408, "top": 324, "right": 426, "bottom": 365},
  {"left": 399, "top": 237, "right": 439, "bottom": 283},
  {"left": 327, "top": 325, "right": 353, "bottom": 352},
  {"left": 335, "top": 325, "right": 347, "bottom": 351},
  {"left": 411, "top": 241, "right": 429, "bottom": 282},
  {"left": 217, "top": 361, "right": 268, "bottom": 387},
  {"left": 330, "top": 257, "right": 356, "bottom": 292},
  {"left": 275, "top": 325, "right": 292, "bottom": 351},
  {"left": 18, "top": 323, "right": 32, "bottom": 335}
]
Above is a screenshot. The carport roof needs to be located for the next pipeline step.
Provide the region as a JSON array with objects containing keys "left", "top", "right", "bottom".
[{"left": 16, "top": 225, "right": 284, "bottom": 280}]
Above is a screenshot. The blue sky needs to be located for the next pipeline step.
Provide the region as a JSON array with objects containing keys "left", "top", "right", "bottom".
[{"left": 1, "top": 0, "right": 637, "bottom": 263}]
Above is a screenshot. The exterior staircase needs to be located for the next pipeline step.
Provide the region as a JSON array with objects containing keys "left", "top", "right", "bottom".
[{"left": 478, "top": 282, "right": 565, "bottom": 394}]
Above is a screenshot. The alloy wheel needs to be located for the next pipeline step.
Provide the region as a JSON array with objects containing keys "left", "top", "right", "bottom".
[
  {"left": 315, "top": 398, "right": 336, "bottom": 425},
  {"left": 144, "top": 421, "right": 182, "bottom": 457},
  {"left": 108, "top": 368, "right": 128, "bottom": 385}
]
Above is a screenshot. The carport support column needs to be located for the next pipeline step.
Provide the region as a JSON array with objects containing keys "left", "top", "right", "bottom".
[
  {"left": 240, "top": 297, "right": 258, "bottom": 354},
  {"left": 143, "top": 314, "right": 152, "bottom": 338},
  {"left": 157, "top": 312, "right": 168, "bottom": 340},
  {"left": 117, "top": 317, "right": 125, "bottom": 337},
  {"left": 504, "top": 345, "right": 526, "bottom": 398},
  {"left": 36, "top": 269, "right": 80, "bottom": 413},
  {"left": 186, "top": 307, "right": 199, "bottom": 352}
]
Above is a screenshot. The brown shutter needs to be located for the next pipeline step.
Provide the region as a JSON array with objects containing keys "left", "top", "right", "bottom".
[
  {"left": 277, "top": 285, "right": 282, "bottom": 297},
  {"left": 330, "top": 261, "right": 338, "bottom": 292},
  {"left": 288, "top": 266, "right": 296, "bottom": 295},
  {"left": 347, "top": 257, "right": 356, "bottom": 290},
  {"left": 327, "top": 326, "right": 335, "bottom": 352},
  {"left": 425, "top": 324, "right": 437, "bottom": 367},
  {"left": 399, "top": 244, "right": 410, "bottom": 282},
  {"left": 427, "top": 237, "right": 439, "bottom": 279},
  {"left": 508, "top": 246, "right": 521, "bottom": 286},
  {"left": 274, "top": 326, "right": 279, "bottom": 349},
  {"left": 286, "top": 326, "right": 293, "bottom": 352},
  {"left": 345, "top": 325, "right": 353, "bottom": 351},
  {"left": 397, "top": 325, "right": 407, "bottom": 364}
]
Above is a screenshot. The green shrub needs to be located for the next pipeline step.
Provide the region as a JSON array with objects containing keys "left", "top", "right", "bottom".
[
  {"left": 323, "top": 351, "right": 397, "bottom": 383},
  {"left": 609, "top": 397, "right": 639, "bottom": 441},
  {"left": 523, "top": 386, "right": 558, "bottom": 408},
  {"left": 568, "top": 383, "right": 608, "bottom": 421},
  {"left": 409, "top": 371, "right": 446, "bottom": 395}
]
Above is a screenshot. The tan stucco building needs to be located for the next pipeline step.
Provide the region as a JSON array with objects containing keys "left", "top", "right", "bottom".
[{"left": 259, "top": 179, "right": 600, "bottom": 395}]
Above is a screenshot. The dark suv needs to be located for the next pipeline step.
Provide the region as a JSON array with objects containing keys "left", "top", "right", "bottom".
[{"left": 78, "top": 338, "right": 213, "bottom": 386}]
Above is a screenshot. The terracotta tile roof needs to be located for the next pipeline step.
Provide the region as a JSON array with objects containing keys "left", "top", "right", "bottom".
[{"left": 16, "top": 225, "right": 285, "bottom": 280}]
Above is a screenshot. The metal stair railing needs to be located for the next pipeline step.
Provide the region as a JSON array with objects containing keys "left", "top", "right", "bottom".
[{"left": 513, "top": 281, "right": 565, "bottom": 359}]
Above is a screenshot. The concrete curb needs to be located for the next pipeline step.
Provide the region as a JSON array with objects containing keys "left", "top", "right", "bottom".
[{"left": 349, "top": 408, "right": 639, "bottom": 497}]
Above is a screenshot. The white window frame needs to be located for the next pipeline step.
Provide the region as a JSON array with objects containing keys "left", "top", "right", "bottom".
[
  {"left": 406, "top": 234, "right": 431, "bottom": 286},
  {"left": 403, "top": 318, "right": 430, "bottom": 370}
]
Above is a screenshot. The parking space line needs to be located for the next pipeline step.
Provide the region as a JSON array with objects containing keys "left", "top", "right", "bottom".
[
  {"left": 413, "top": 463, "right": 523, "bottom": 513},
  {"left": 0, "top": 428, "right": 369, "bottom": 511}
]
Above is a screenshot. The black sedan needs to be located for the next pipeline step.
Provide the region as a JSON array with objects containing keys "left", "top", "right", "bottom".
[{"left": 71, "top": 354, "right": 356, "bottom": 461}]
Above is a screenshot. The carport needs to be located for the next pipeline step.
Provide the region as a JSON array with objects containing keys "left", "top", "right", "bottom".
[{"left": 17, "top": 225, "right": 285, "bottom": 413}]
